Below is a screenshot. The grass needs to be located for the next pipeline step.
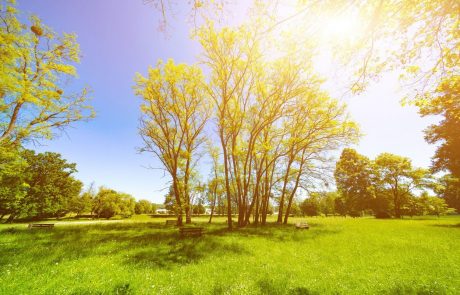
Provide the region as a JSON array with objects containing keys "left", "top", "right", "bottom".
[{"left": 1, "top": 215, "right": 459, "bottom": 294}]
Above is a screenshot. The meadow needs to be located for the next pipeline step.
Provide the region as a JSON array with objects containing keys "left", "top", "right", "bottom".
[{"left": 1, "top": 216, "right": 459, "bottom": 295}]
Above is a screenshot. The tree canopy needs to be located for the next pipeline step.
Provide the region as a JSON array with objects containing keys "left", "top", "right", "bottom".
[{"left": 0, "top": 1, "right": 94, "bottom": 146}]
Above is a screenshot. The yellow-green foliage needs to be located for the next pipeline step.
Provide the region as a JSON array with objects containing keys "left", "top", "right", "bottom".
[{"left": 0, "top": 1, "right": 94, "bottom": 145}]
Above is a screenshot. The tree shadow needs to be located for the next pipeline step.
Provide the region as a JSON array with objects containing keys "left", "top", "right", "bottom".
[
  {"left": 0, "top": 220, "right": 339, "bottom": 270},
  {"left": 128, "top": 238, "right": 246, "bottom": 269},
  {"left": 430, "top": 223, "right": 460, "bottom": 229},
  {"left": 205, "top": 222, "right": 340, "bottom": 242}
]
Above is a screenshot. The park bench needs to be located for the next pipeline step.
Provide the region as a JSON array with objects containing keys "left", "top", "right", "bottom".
[
  {"left": 295, "top": 222, "right": 309, "bottom": 229},
  {"left": 28, "top": 223, "right": 54, "bottom": 229},
  {"left": 179, "top": 227, "right": 204, "bottom": 237},
  {"left": 165, "top": 219, "right": 177, "bottom": 226}
]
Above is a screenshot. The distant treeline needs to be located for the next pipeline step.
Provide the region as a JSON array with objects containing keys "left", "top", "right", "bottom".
[
  {"left": 330, "top": 149, "right": 459, "bottom": 218},
  {"left": 0, "top": 146, "right": 160, "bottom": 222}
]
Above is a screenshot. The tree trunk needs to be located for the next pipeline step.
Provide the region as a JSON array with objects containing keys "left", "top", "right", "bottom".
[
  {"left": 184, "top": 157, "right": 192, "bottom": 224},
  {"left": 208, "top": 185, "right": 217, "bottom": 223},
  {"left": 277, "top": 155, "right": 294, "bottom": 223},
  {"left": 220, "top": 132, "right": 233, "bottom": 230},
  {"left": 173, "top": 177, "right": 184, "bottom": 226},
  {"left": 186, "top": 208, "right": 192, "bottom": 224},
  {"left": 284, "top": 151, "right": 306, "bottom": 224}
]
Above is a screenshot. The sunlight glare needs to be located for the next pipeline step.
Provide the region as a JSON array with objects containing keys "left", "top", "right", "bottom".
[{"left": 318, "top": 10, "right": 363, "bottom": 44}]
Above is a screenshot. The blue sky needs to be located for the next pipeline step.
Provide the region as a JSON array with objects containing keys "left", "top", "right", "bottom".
[{"left": 17, "top": 1, "right": 438, "bottom": 203}]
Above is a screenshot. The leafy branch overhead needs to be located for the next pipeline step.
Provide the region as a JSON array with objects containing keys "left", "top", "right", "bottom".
[{"left": 0, "top": 2, "right": 94, "bottom": 145}]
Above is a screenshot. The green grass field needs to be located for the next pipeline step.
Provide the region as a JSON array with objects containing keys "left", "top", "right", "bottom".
[{"left": 1, "top": 216, "right": 459, "bottom": 294}]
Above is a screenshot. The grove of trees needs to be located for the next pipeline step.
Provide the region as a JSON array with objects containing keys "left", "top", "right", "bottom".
[
  {"left": 136, "top": 0, "right": 459, "bottom": 228},
  {"left": 1, "top": 1, "right": 458, "bottom": 225},
  {"left": 334, "top": 148, "right": 454, "bottom": 218}
]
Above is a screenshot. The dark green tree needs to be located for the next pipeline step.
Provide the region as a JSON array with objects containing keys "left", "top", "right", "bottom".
[
  {"left": 374, "top": 153, "right": 431, "bottom": 218},
  {"left": 300, "top": 196, "right": 319, "bottom": 217},
  {"left": 318, "top": 191, "right": 338, "bottom": 217},
  {"left": 0, "top": 146, "right": 28, "bottom": 222},
  {"left": 419, "top": 76, "right": 460, "bottom": 178},
  {"left": 435, "top": 175, "right": 460, "bottom": 213},
  {"left": 22, "top": 150, "right": 82, "bottom": 219},
  {"left": 334, "top": 148, "right": 374, "bottom": 215}
]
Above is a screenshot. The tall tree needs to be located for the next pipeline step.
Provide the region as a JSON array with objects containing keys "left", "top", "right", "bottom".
[
  {"left": 280, "top": 93, "right": 358, "bottom": 224},
  {"left": 419, "top": 76, "right": 460, "bottom": 178},
  {"left": 206, "top": 143, "right": 224, "bottom": 223},
  {"left": 198, "top": 23, "right": 258, "bottom": 229},
  {"left": 0, "top": 2, "right": 94, "bottom": 145},
  {"left": 135, "top": 59, "right": 210, "bottom": 225}
]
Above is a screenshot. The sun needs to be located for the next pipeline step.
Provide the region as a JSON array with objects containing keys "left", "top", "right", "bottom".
[{"left": 317, "top": 9, "right": 364, "bottom": 44}]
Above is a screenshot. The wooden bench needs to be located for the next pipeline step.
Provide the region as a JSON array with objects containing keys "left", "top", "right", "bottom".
[
  {"left": 28, "top": 223, "right": 54, "bottom": 229},
  {"left": 295, "top": 222, "right": 309, "bottom": 229},
  {"left": 165, "top": 220, "right": 177, "bottom": 226},
  {"left": 179, "top": 227, "right": 204, "bottom": 237}
]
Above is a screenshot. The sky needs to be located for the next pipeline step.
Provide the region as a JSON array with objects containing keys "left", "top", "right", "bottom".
[{"left": 16, "top": 0, "right": 438, "bottom": 203}]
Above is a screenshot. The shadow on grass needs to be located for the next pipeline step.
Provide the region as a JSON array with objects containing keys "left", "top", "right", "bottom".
[
  {"left": 257, "top": 277, "right": 319, "bottom": 295},
  {"left": 431, "top": 223, "right": 460, "bottom": 229},
  {"left": 0, "top": 220, "right": 339, "bottom": 270},
  {"left": 382, "top": 282, "right": 447, "bottom": 295},
  {"left": 206, "top": 222, "right": 340, "bottom": 242}
]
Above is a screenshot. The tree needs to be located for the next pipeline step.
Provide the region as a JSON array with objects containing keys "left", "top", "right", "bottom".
[
  {"left": 300, "top": 196, "right": 319, "bottom": 217},
  {"left": 135, "top": 59, "right": 210, "bottom": 225},
  {"left": 163, "top": 186, "right": 176, "bottom": 214},
  {"left": 135, "top": 199, "right": 156, "bottom": 214},
  {"left": 435, "top": 174, "right": 460, "bottom": 213},
  {"left": 197, "top": 21, "right": 358, "bottom": 228},
  {"left": 335, "top": 148, "right": 374, "bottom": 216},
  {"left": 0, "top": 2, "right": 94, "bottom": 146},
  {"left": 334, "top": 197, "right": 347, "bottom": 217},
  {"left": 0, "top": 145, "right": 28, "bottom": 221},
  {"left": 417, "top": 191, "right": 452, "bottom": 217},
  {"left": 20, "top": 150, "right": 82, "bottom": 220},
  {"left": 374, "top": 153, "right": 431, "bottom": 218},
  {"left": 425, "top": 196, "right": 450, "bottom": 217},
  {"left": 118, "top": 193, "right": 136, "bottom": 218},
  {"left": 192, "top": 201, "right": 206, "bottom": 214},
  {"left": 317, "top": 191, "right": 338, "bottom": 217},
  {"left": 149, "top": 1, "right": 459, "bottom": 106},
  {"left": 280, "top": 89, "right": 359, "bottom": 225},
  {"left": 69, "top": 183, "right": 96, "bottom": 216},
  {"left": 93, "top": 187, "right": 135, "bottom": 219},
  {"left": 206, "top": 143, "right": 225, "bottom": 223},
  {"left": 419, "top": 76, "right": 460, "bottom": 178},
  {"left": 197, "top": 23, "right": 259, "bottom": 229},
  {"left": 402, "top": 195, "right": 425, "bottom": 218}
]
